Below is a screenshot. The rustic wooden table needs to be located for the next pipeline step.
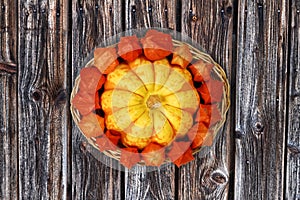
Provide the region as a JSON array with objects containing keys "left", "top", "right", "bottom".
[{"left": 0, "top": 0, "right": 299, "bottom": 199}]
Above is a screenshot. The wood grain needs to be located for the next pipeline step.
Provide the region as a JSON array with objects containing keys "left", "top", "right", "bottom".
[
  {"left": 18, "top": 0, "right": 69, "bottom": 199},
  {"left": 0, "top": 1, "right": 298, "bottom": 199},
  {"left": 71, "top": 0, "right": 123, "bottom": 199},
  {"left": 0, "top": 74, "right": 18, "bottom": 200},
  {"left": 179, "top": 1, "right": 234, "bottom": 199},
  {"left": 125, "top": 0, "right": 177, "bottom": 29},
  {"left": 124, "top": 165, "right": 175, "bottom": 200},
  {"left": 235, "top": 0, "right": 289, "bottom": 199},
  {"left": 123, "top": 1, "right": 176, "bottom": 199},
  {"left": 0, "top": 0, "right": 18, "bottom": 199},
  {"left": 0, "top": 0, "right": 17, "bottom": 65},
  {"left": 286, "top": 1, "right": 300, "bottom": 199}
]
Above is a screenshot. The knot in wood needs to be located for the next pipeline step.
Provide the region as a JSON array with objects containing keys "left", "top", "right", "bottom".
[
  {"left": 254, "top": 121, "right": 264, "bottom": 133},
  {"left": 32, "top": 90, "right": 42, "bottom": 101},
  {"left": 210, "top": 170, "right": 228, "bottom": 185}
]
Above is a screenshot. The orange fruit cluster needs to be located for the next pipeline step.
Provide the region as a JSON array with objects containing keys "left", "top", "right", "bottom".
[{"left": 72, "top": 30, "right": 224, "bottom": 168}]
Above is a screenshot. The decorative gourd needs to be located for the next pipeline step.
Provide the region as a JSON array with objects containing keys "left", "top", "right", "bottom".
[{"left": 71, "top": 30, "right": 230, "bottom": 169}]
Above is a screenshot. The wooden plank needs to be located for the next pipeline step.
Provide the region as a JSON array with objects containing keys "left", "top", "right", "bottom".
[
  {"left": 124, "top": 1, "right": 177, "bottom": 199},
  {"left": 18, "top": 0, "right": 69, "bottom": 199},
  {"left": 125, "top": 0, "right": 176, "bottom": 29},
  {"left": 0, "top": 74, "right": 18, "bottom": 200},
  {"left": 286, "top": 1, "right": 300, "bottom": 199},
  {"left": 235, "top": 0, "right": 288, "bottom": 199},
  {"left": 71, "top": 0, "right": 123, "bottom": 199},
  {"left": 0, "top": 0, "right": 18, "bottom": 199},
  {"left": 125, "top": 166, "right": 175, "bottom": 200},
  {"left": 179, "top": 1, "right": 234, "bottom": 199},
  {"left": 0, "top": 0, "right": 17, "bottom": 65}
]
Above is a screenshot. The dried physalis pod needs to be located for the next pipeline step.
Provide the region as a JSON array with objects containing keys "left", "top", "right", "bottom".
[
  {"left": 79, "top": 67, "right": 103, "bottom": 93},
  {"left": 72, "top": 90, "right": 95, "bottom": 116},
  {"left": 187, "top": 123, "right": 209, "bottom": 149},
  {"left": 171, "top": 44, "right": 193, "bottom": 69},
  {"left": 94, "top": 47, "right": 119, "bottom": 74},
  {"left": 120, "top": 147, "right": 141, "bottom": 169},
  {"left": 167, "top": 141, "right": 194, "bottom": 167},
  {"left": 188, "top": 59, "right": 213, "bottom": 82},
  {"left": 141, "top": 143, "right": 165, "bottom": 166},
  {"left": 118, "top": 35, "right": 142, "bottom": 62},
  {"left": 195, "top": 104, "right": 222, "bottom": 127},
  {"left": 79, "top": 113, "right": 105, "bottom": 138},
  {"left": 141, "top": 30, "right": 173, "bottom": 61},
  {"left": 197, "top": 79, "right": 224, "bottom": 104},
  {"left": 95, "top": 135, "right": 118, "bottom": 152}
]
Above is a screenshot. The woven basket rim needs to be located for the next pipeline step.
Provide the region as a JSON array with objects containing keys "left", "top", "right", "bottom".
[{"left": 70, "top": 39, "right": 230, "bottom": 166}]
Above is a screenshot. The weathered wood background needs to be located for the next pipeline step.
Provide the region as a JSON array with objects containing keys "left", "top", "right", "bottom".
[{"left": 0, "top": 0, "right": 299, "bottom": 199}]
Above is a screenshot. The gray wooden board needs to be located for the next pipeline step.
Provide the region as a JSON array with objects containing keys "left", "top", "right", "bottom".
[
  {"left": 0, "top": 0, "right": 17, "bottom": 65},
  {"left": 0, "top": 74, "right": 18, "bottom": 200},
  {"left": 235, "top": 0, "right": 288, "bottom": 199},
  {"left": 179, "top": 0, "right": 234, "bottom": 199},
  {"left": 17, "top": 0, "right": 69, "bottom": 199},
  {"left": 0, "top": 0, "right": 18, "bottom": 199},
  {"left": 71, "top": 0, "right": 123, "bottom": 199},
  {"left": 286, "top": 0, "right": 300, "bottom": 199}
]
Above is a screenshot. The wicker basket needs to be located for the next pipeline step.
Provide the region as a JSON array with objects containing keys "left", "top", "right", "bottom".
[{"left": 70, "top": 39, "right": 230, "bottom": 165}]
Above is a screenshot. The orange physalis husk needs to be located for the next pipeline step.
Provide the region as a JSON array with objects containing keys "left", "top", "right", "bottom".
[
  {"left": 171, "top": 44, "right": 193, "bottom": 69},
  {"left": 95, "top": 136, "right": 118, "bottom": 152},
  {"left": 173, "top": 147, "right": 195, "bottom": 167},
  {"left": 72, "top": 91, "right": 95, "bottom": 116},
  {"left": 210, "top": 104, "right": 222, "bottom": 126},
  {"left": 96, "top": 75, "right": 106, "bottom": 91},
  {"left": 196, "top": 104, "right": 221, "bottom": 127},
  {"left": 120, "top": 147, "right": 141, "bottom": 169},
  {"left": 79, "top": 113, "right": 105, "bottom": 138},
  {"left": 109, "top": 129, "right": 122, "bottom": 136},
  {"left": 118, "top": 35, "right": 142, "bottom": 62},
  {"left": 79, "top": 66, "right": 103, "bottom": 94},
  {"left": 195, "top": 104, "right": 211, "bottom": 126},
  {"left": 141, "top": 30, "right": 173, "bottom": 61},
  {"left": 187, "top": 123, "right": 209, "bottom": 149},
  {"left": 188, "top": 60, "right": 214, "bottom": 82},
  {"left": 94, "top": 47, "right": 119, "bottom": 74},
  {"left": 197, "top": 79, "right": 224, "bottom": 104},
  {"left": 105, "top": 130, "right": 121, "bottom": 146},
  {"left": 202, "top": 131, "right": 214, "bottom": 146},
  {"left": 95, "top": 92, "right": 101, "bottom": 110},
  {"left": 167, "top": 141, "right": 191, "bottom": 162},
  {"left": 141, "top": 143, "right": 165, "bottom": 166}
]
